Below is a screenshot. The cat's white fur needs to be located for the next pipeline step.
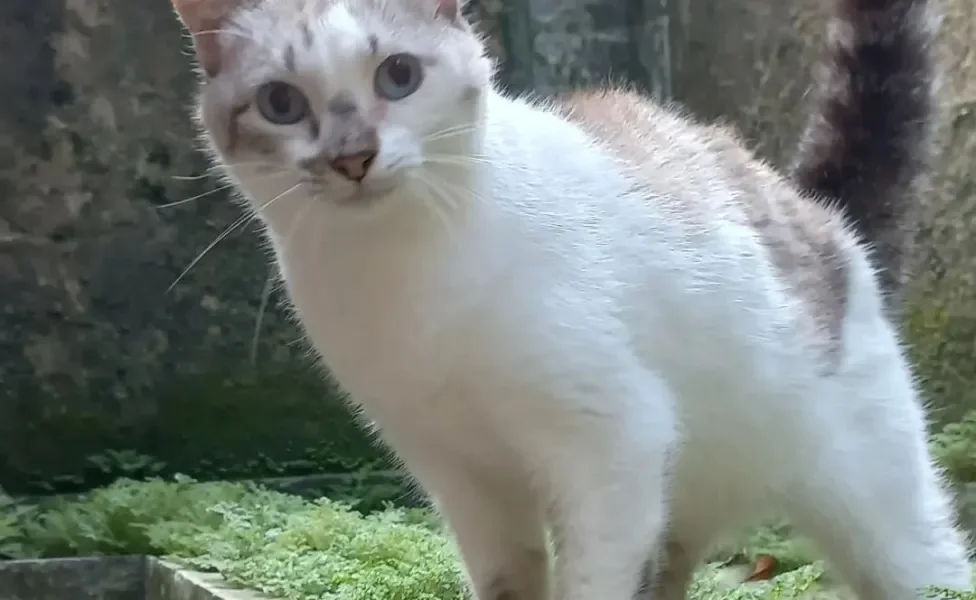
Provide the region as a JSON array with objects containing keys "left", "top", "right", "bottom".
[{"left": 182, "top": 0, "right": 972, "bottom": 599}]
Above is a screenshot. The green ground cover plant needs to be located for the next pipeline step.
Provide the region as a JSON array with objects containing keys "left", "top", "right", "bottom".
[
  {"left": 2, "top": 411, "right": 976, "bottom": 599},
  {"left": 0, "top": 477, "right": 462, "bottom": 599},
  {"left": 2, "top": 476, "right": 973, "bottom": 600}
]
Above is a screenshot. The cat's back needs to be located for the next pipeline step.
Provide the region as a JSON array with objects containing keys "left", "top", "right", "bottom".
[{"left": 546, "top": 89, "right": 862, "bottom": 367}]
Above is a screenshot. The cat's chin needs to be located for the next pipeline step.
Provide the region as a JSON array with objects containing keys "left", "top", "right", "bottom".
[
  {"left": 335, "top": 182, "right": 398, "bottom": 207},
  {"left": 302, "top": 179, "right": 402, "bottom": 216}
]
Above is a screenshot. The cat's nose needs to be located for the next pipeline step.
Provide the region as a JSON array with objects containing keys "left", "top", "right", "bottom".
[{"left": 330, "top": 150, "right": 377, "bottom": 182}]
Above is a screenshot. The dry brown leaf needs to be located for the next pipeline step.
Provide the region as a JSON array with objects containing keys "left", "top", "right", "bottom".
[{"left": 743, "top": 554, "right": 778, "bottom": 582}]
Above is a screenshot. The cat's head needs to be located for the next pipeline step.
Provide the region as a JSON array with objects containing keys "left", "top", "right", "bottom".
[{"left": 170, "top": 0, "right": 492, "bottom": 216}]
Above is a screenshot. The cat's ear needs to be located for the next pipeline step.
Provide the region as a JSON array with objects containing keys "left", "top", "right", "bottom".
[
  {"left": 434, "top": 0, "right": 464, "bottom": 25},
  {"left": 170, "top": 0, "right": 243, "bottom": 77}
]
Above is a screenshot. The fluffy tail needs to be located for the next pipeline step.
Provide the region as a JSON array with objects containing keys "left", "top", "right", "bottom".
[{"left": 790, "top": 0, "right": 941, "bottom": 299}]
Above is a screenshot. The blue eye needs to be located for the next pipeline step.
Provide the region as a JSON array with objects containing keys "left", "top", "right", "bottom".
[
  {"left": 374, "top": 53, "right": 423, "bottom": 101},
  {"left": 255, "top": 81, "right": 310, "bottom": 125}
]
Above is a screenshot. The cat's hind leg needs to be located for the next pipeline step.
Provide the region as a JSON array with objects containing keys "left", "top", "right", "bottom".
[
  {"left": 781, "top": 356, "right": 971, "bottom": 600},
  {"left": 639, "top": 534, "right": 710, "bottom": 600}
]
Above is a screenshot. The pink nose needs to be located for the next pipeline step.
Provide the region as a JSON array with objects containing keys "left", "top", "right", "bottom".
[{"left": 330, "top": 150, "right": 377, "bottom": 182}]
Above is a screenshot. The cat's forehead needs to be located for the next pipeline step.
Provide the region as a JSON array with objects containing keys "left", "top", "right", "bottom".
[
  {"left": 235, "top": 0, "right": 435, "bottom": 37},
  {"left": 229, "top": 0, "right": 443, "bottom": 70}
]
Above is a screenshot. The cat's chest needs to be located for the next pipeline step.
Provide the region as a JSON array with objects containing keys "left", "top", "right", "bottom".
[{"left": 278, "top": 242, "right": 495, "bottom": 403}]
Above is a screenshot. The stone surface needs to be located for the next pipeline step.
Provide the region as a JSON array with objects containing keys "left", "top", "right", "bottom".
[
  {"left": 483, "top": 0, "right": 678, "bottom": 98},
  {"left": 0, "top": 0, "right": 383, "bottom": 494},
  {"left": 0, "top": 0, "right": 675, "bottom": 495},
  {"left": 0, "top": 556, "right": 145, "bottom": 600},
  {"left": 0, "top": 556, "right": 269, "bottom": 600},
  {"left": 0, "top": 556, "right": 871, "bottom": 600},
  {"left": 146, "top": 561, "right": 270, "bottom": 600}
]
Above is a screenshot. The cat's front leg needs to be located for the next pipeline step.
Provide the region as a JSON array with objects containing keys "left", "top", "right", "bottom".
[
  {"left": 404, "top": 452, "right": 550, "bottom": 600},
  {"left": 545, "top": 373, "right": 677, "bottom": 600}
]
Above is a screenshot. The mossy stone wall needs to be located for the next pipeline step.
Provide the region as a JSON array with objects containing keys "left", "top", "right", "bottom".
[
  {"left": 0, "top": 0, "right": 381, "bottom": 495},
  {"left": 0, "top": 0, "right": 677, "bottom": 495}
]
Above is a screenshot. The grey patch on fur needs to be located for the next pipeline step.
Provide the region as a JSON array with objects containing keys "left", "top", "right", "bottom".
[
  {"left": 368, "top": 34, "right": 379, "bottom": 54},
  {"left": 688, "top": 122, "right": 850, "bottom": 369},
  {"left": 307, "top": 115, "right": 320, "bottom": 141},
  {"left": 283, "top": 44, "right": 296, "bottom": 72},
  {"left": 300, "top": 21, "right": 314, "bottom": 48},
  {"left": 633, "top": 557, "right": 656, "bottom": 600}
]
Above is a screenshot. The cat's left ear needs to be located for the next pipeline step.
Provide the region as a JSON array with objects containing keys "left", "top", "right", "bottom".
[{"left": 170, "top": 0, "right": 244, "bottom": 77}]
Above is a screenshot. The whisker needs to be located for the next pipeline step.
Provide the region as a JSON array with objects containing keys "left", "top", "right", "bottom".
[
  {"left": 423, "top": 123, "right": 480, "bottom": 143},
  {"left": 424, "top": 130, "right": 478, "bottom": 145},
  {"left": 250, "top": 269, "right": 276, "bottom": 366},
  {"left": 417, "top": 183, "right": 455, "bottom": 238},
  {"left": 424, "top": 122, "right": 477, "bottom": 137},
  {"left": 410, "top": 172, "right": 460, "bottom": 240},
  {"left": 249, "top": 196, "right": 313, "bottom": 364},
  {"left": 429, "top": 172, "right": 493, "bottom": 210},
  {"left": 422, "top": 174, "right": 461, "bottom": 213},
  {"left": 158, "top": 170, "right": 295, "bottom": 209},
  {"left": 167, "top": 212, "right": 253, "bottom": 293},
  {"left": 167, "top": 182, "right": 304, "bottom": 293},
  {"left": 170, "top": 161, "right": 282, "bottom": 181},
  {"left": 424, "top": 154, "right": 494, "bottom": 167},
  {"left": 171, "top": 173, "right": 216, "bottom": 182},
  {"left": 193, "top": 28, "right": 262, "bottom": 46},
  {"left": 222, "top": 160, "right": 289, "bottom": 171},
  {"left": 154, "top": 183, "right": 237, "bottom": 209}
]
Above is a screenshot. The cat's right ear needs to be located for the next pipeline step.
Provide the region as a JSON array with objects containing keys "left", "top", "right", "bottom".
[
  {"left": 434, "top": 0, "right": 469, "bottom": 28},
  {"left": 170, "top": 0, "right": 242, "bottom": 77}
]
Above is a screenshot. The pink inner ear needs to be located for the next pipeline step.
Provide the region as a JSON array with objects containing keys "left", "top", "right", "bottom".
[
  {"left": 172, "top": 0, "right": 216, "bottom": 33},
  {"left": 435, "top": 0, "right": 460, "bottom": 21},
  {"left": 171, "top": 0, "right": 239, "bottom": 77}
]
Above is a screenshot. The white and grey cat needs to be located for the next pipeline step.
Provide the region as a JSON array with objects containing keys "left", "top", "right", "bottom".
[{"left": 167, "top": 0, "right": 971, "bottom": 599}]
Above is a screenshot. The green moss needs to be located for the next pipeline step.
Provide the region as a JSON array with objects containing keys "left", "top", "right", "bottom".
[
  {"left": 707, "top": 520, "right": 820, "bottom": 575},
  {"left": 931, "top": 410, "right": 976, "bottom": 482},
  {"left": 902, "top": 269, "right": 976, "bottom": 482},
  {"left": 904, "top": 269, "right": 976, "bottom": 427}
]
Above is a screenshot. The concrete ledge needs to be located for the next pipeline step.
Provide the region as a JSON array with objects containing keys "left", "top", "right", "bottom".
[
  {"left": 0, "top": 556, "right": 145, "bottom": 600},
  {"left": 0, "top": 556, "right": 270, "bottom": 600},
  {"left": 146, "top": 560, "right": 270, "bottom": 600}
]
